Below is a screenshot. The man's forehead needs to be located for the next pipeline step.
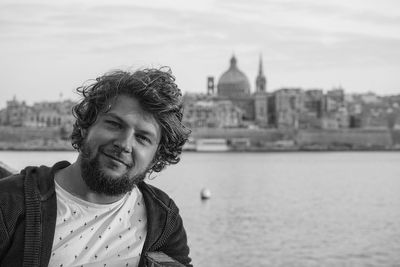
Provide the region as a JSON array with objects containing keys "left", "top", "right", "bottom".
[{"left": 104, "top": 95, "right": 149, "bottom": 118}]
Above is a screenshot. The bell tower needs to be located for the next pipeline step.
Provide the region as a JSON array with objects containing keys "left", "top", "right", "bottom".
[
  {"left": 255, "top": 54, "right": 267, "bottom": 93},
  {"left": 207, "top": 76, "right": 215, "bottom": 95},
  {"left": 254, "top": 54, "right": 268, "bottom": 126}
]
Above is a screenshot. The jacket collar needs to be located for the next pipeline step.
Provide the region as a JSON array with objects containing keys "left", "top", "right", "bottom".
[
  {"left": 22, "top": 161, "right": 71, "bottom": 267},
  {"left": 21, "top": 161, "right": 71, "bottom": 201},
  {"left": 138, "top": 182, "right": 178, "bottom": 251}
]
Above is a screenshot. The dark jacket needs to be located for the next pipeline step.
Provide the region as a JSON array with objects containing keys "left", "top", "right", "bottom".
[{"left": 0, "top": 161, "right": 191, "bottom": 267}]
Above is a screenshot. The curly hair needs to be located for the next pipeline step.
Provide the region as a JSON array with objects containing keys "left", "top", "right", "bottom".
[{"left": 71, "top": 67, "right": 191, "bottom": 173}]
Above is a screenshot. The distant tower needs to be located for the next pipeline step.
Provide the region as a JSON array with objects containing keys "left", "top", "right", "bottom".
[
  {"left": 207, "top": 76, "right": 215, "bottom": 95},
  {"left": 255, "top": 54, "right": 267, "bottom": 93},
  {"left": 254, "top": 54, "right": 268, "bottom": 126}
]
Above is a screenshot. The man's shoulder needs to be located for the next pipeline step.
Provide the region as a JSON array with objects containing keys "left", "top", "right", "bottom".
[
  {"left": 0, "top": 173, "right": 25, "bottom": 213},
  {"left": 139, "top": 182, "right": 171, "bottom": 200},
  {"left": 0, "top": 161, "right": 71, "bottom": 198},
  {"left": 0, "top": 164, "right": 45, "bottom": 200},
  {"left": 0, "top": 165, "right": 44, "bottom": 195},
  {"left": 0, "top": 173, "right": 25, "bottom": 194}
]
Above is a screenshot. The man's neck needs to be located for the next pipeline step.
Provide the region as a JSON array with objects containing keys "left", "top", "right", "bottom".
[{"left": 54, "top": 161, "right": 126, "bottom": 204}]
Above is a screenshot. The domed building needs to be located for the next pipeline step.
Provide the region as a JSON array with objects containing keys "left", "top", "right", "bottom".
[
  {"left": 217, "top": 55, "right": 251, "bottom": 98},
  {"left": 192, "top": 54, "right": 269, "bottom": 128}
]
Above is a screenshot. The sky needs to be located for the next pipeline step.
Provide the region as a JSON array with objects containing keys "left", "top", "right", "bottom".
[{"left": 0, "top": 0, "right": 399, "bottom": 108}]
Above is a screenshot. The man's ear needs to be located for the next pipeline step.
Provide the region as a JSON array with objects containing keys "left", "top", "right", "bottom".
[
  {"left": 149, "top": 158, "right": 158, "bottom": 170},
  {"left": 149, "top": 151, "right": 160, "bottom": 170}
]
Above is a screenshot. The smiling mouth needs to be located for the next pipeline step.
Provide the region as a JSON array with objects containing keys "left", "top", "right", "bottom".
[{"left": 102, "top": 152, "right": 131, "bottom": 168}]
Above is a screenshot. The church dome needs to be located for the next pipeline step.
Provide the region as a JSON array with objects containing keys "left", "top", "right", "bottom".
[{"left": 217, "top": 55, "right": 251, "bottom": 97}]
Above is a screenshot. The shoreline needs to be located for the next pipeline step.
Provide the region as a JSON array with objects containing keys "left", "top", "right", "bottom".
[
  {"left": 1, "top": 126, "right": 399, "bottom": 152},
  {"left": 1, "top": 147, "right": 399, "bottom": 153}
]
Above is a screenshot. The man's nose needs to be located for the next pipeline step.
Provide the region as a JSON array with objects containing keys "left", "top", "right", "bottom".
[{"left": 113, "top": 130, "right": 135, "bottom": 153}]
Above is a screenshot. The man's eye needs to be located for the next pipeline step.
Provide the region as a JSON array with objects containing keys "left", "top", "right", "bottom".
[
  {"left": 105, "top": 120, "right": 121, "bottom": 128},
  {"left": 136, "top": 134, "right": 151, "bottom": 144}
]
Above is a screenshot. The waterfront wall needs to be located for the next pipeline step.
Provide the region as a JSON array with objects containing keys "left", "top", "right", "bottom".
[
  {"left": 0, "top": 126, "right": 60, "bottom": 141},
  {"left": 296, "top": 129, "right": 393, "bottom": 149},
  {"left": 191, "top": 128, "right": 295, "bottom": 142},
  {"left": 191, "top": 128, "right": 398, "bottom": 150},
  {"left": 0, "top": 126, "right": 72, "bottom": 150}
]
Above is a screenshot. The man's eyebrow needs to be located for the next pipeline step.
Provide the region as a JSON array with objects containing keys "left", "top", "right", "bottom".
[
  {"left": 103, "top": 113, "right": 122, "bottom": 121},
  {"left": 102, "top": 113, "right": 125, "bottom": 124}
]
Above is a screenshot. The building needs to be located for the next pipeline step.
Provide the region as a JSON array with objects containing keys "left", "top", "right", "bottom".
[
  {"left": 209, "top": 54, "right": 269, "bottom": 127},
  {"left": 299, "top": 89, "right": 324, "bottom": 129},
  {"left": 217, "top": 55, "right": 251, "bottom": 98},
  {"left": 33, "top": 100, "right": 75, "bottom": 128},
  {"left": 0, "top": 97, "right": 75, "bottom": 129},
  {"left": 1, "top": 97, "right": 35, "bottom": 127},
  {"left": 183, "top": 99, "right": 244, "bottom": 128},
  {"left": 188, "top": 54, "right": 399, "bottom": 131},
  {"left": 270, "top": 88, "right": 305, "bottom": 129},
  {"left": 254, "top": 55, "right": 268, "bottom": 126},
  {"left": 255, "top": 55, "right": 267, "bottom": 93}
]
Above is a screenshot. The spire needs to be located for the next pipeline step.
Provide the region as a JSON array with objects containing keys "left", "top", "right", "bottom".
[
  {"left": 230, "top": 54, "right": 237, "bottom": 68},
  {"left": 255, "top": 54, "right": 267, "bottom": 93}
]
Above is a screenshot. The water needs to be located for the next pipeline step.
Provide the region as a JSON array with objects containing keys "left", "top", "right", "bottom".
[{"left": 1, "top": 151, "right": 400, "bottom": 266}]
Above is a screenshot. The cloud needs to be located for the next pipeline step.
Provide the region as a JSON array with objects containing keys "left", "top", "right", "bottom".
[
  {"left": 214, "top": 0, "right": 400, "bottom": 40},
  {"left": 0, "top": 0, "right": 399, "bottom": 99}
]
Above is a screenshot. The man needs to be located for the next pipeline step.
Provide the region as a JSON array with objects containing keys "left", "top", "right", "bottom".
[{"left": 0, "top": 68, "right": 192, "bottom": 267}]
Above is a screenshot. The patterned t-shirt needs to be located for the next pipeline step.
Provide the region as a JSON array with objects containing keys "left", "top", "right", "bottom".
[{"left": 48, "top": 181, "right": 147, "bottom": 267}]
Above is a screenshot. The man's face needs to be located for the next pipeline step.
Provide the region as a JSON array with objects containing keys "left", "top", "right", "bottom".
[{"left": 79, "top": 94, "right": 161, "bottom": 196}]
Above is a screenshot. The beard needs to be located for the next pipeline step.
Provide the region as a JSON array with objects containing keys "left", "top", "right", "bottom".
[{"left": 79, "top": 142, "right": 148, "bottom": 196}]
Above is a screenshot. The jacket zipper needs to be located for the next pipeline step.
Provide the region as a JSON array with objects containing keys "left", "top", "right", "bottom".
[{"left": 150, "top": 211, "right": 178, "bottom": 251}]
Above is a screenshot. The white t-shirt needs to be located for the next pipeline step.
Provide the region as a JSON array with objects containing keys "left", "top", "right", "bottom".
[{"left": 48, "top": 181, "right": 147, "bottom": 267}]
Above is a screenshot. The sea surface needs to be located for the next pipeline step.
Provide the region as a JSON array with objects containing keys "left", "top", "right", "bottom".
[{"left": 1, "top": 151, "right": 400, "bottom": 267}]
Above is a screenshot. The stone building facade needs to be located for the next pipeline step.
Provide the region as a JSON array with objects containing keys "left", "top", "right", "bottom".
[
  {"left": 0, "top": 97, "right": 75, "bottom": 129},
  {"left": 205, "top": 54, "right": 270, "bottom": 127}
]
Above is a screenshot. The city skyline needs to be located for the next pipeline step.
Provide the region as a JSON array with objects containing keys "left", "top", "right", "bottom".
[{"left": 1, "top": 0, "right": 399, "bottom": 109}]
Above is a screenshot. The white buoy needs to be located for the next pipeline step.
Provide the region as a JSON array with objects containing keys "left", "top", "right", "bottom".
[{"left": 200, "top": 188, "right": 211, "bottom": 200}]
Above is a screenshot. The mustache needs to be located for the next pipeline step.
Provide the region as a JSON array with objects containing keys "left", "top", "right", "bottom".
[{"left": 100, "top": 146, "right": 134, "bottom": 168}]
